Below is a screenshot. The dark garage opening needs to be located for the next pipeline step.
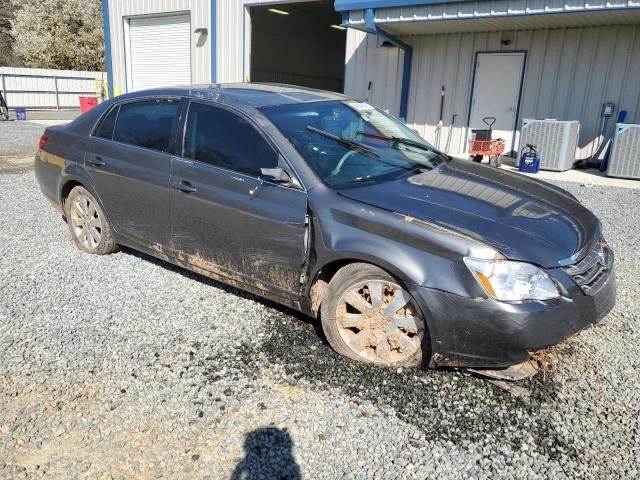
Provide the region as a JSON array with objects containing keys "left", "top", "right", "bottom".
[{"left": 250, "top": 1, "right": 346, "bottom": 92}]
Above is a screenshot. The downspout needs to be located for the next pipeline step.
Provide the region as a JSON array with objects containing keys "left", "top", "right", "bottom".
[
  {"left": 211, "top": 0, "right": 217, "bottom": 83},
  {"left": 101, "top": 0, "right": 114, "bottom": 98},
  {"left": 344, "top": 8, "right": 412, "bottom": 122}
]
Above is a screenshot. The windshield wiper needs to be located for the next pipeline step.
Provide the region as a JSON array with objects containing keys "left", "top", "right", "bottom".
[
  {"left": 356, "top": 131, "right": 435, "bottom": 151},
  {"left": 307, "top": 126, "right": 379, "bottom": 157}
]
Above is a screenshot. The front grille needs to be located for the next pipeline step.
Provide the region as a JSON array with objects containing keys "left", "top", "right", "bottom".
[{"left": 563, "top": 239, "right": 613, "bottom": 296}]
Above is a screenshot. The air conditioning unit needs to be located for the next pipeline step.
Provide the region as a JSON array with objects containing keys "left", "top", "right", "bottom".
[
  {"left": 607, "top": 124, "right": 640, "bottom": 179},
  {"left": 519, "top": 119, "right": 580, "bottom": 171}
]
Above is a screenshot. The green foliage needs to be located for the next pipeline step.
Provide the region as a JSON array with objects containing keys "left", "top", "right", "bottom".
[{"left": 11, "top": 0, "right": 105, "bottom": 71}]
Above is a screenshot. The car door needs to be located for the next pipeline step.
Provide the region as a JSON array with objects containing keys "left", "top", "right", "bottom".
[
  {"left": 85, "top": 97, "right": 181, "bottom": 248},
  {"left": 169, "top": 100, "right": 308, "bottom": 296}
]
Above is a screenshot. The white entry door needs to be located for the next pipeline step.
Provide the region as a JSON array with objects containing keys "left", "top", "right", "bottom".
[
  {"left": 468, "top": 52, "right": 525, "bottom": 155},
  {"left": 126, "top": 14, "right": 192, "bottom": 92}
]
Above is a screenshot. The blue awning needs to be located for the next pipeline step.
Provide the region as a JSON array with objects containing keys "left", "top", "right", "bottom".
[
  {"left": 334, "top": 0, "right": 469, "bottom": 11},
  {"left": 339, "top": 0, "right": 640, "bottom": 33}
]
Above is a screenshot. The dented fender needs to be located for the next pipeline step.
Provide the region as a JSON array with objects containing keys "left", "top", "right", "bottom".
[{"left": 306, "top": 185, "right": 496, "bottom": 299}]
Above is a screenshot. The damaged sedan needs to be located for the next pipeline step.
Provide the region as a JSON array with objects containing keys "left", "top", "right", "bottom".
[{"left": 34, "top": 84, "right": 616, "bottom": 373}]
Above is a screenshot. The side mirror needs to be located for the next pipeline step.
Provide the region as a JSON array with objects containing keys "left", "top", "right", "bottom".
[{"left": 260, "top": 167, "right": 292, "bottom": 185}]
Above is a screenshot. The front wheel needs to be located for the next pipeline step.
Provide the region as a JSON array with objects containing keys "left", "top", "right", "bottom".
[
  {"left": 320, "top": 263, "right": 428, "bottom": 367},
  {"left": 65, "top": 186, "right": 119, "bottom": 255}
]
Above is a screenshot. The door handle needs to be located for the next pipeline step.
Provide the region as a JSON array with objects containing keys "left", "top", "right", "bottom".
[
  {"left": 172, "top": 180, "right": 197, "bottom": 193},
  {"left": 87, "top": 156, "right": 106, "bottom": 166}
]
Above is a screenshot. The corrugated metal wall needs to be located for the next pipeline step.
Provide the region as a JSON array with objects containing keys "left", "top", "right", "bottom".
[
  {"left": 0, "top": 67, "right": 106, "bottom": 109},
  {"left": 344, "top": 29, "right": 403, "bottom": 115},
  {"left": 216, "top": 0, "right": 245, "bottom": 83},
  {"left": 107, "top": 0, "right": 211, "bottom": 95},
  {"left": 345, "top": 24, "right": 640, "bottom": 157}
]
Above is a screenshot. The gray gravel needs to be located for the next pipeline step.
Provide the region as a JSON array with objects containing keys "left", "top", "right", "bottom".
[
  {"left": 0, "top": 121, "right": 48, "bottom": 156},
  {"left": 1, "top": 170, "right": 639, "bottom": 479}
]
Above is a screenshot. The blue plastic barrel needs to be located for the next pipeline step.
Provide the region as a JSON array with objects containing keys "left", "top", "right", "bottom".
[{"left": 15, "top": 108, "right": 26, "bottom": 120}]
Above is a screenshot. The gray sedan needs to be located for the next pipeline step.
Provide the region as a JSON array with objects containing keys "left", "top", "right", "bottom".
[{"left": 34, "top": 83, "right": 615, "bottom": 374}]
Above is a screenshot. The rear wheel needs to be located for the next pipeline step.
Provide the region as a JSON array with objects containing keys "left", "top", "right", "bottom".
[
  {"left": 65, "top": 186, "right": 119, "bottom": 255},
  {"left": 320, "top": 263, "right": 428, "bottom": 367}
]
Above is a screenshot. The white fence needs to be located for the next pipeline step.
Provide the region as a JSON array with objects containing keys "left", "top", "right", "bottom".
[{"left": 0, "top": 67, "right": 107, "bottom": 110}]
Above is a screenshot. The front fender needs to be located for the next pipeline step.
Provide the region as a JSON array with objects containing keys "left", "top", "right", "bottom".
[{"left": 308, "top": 189, "right": 495, "bottom": 297}]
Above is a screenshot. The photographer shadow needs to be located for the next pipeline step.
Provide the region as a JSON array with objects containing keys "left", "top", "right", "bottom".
[{"left": 231, "top": 426, "right": 301, "bottom": 480}]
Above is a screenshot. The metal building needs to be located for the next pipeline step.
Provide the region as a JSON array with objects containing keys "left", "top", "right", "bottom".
[
  {"left": 103, "top": 0, "right": 346, "bottom": 95},
  {"left": 103, "top": 0, "right": 640, "bottom": 157}
]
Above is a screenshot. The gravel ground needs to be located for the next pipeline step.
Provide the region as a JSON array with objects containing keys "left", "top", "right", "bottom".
[
  {"left": 0, "top": 122, "right": 47, "bottom": 156},
  {"left": 1, "top": 169, "right": 639, "bottom": 479}
]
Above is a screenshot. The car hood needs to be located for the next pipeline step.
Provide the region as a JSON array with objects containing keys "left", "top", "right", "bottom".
[{"left": 336, "top": 159, "right": 600, "bottom": 268}]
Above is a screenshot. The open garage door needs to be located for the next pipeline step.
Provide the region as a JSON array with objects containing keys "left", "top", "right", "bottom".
[
  {"left": 249, "top": 1, "right": 346, "bottom": 92},
  {"left": 127, "top": 14, "right": 191, "bottom": 92}
]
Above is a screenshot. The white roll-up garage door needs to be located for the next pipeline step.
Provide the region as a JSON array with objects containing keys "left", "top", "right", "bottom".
[{"left": 127, "top": 14, "right": 191, "bottom": 91}]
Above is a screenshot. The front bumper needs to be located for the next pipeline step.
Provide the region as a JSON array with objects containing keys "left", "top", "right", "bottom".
[{"left": 410, "top": 265, "right": 616, "bottom": 368}]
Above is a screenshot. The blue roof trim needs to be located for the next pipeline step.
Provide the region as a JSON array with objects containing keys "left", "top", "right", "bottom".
[
  {"left": 334, "top": 0, "right": 471, "bottom": 12},
  {"left": 101, "top": 0, "right": 113, "bottom": 98}
]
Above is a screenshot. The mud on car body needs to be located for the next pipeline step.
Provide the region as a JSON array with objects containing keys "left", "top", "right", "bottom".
[{"left": 34, "top": 83, "right": 616, "bottom": 373}]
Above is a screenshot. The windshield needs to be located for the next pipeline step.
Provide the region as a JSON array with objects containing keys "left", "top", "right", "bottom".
[{"left": 260, "top": 100, "right": 449, "bottom": 188}]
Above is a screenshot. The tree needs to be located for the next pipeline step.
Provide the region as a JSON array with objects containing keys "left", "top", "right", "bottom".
[
  {"left": 11, "top": 0, "right": 105, "bottom": 71},
  {"left": 0, "top": 0, "right": 19, "bottom": 66}
]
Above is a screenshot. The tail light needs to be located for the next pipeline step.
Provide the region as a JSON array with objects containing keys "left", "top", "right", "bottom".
[{"left": 38, "top": 135, "right": 48, "bottom": 150}]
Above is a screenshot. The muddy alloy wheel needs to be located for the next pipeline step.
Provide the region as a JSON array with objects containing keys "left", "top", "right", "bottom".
[
  {"left": 65, "top": 186, "right": 119, "bottom": 255},
  {"left": 69, "top": 193, "right": 102, "bottom": 250},
  {"left": 321, "top": 264, "right": 427, "bottom": 367}
]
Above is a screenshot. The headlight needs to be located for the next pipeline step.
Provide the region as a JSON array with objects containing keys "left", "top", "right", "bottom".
[{"left": 464, "top": 258, "right": 560, "bottom": 301}]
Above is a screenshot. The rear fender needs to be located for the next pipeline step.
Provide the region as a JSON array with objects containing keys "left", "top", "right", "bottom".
[
  {"left": 57, "top": 164, "right": 95, "bottom": 203},
  {"left": 56, "top": 168, "right": 114, "bottom": 230}
]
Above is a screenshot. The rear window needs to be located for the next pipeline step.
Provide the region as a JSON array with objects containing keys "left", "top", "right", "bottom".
[
  {"left": 94, "top": 105, "right": 119, "bottom": 140},
  {"left": 113, "top": 98, "right": 179, "bottom": 152}
]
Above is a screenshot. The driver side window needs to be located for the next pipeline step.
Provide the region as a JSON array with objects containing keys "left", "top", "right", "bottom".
[{"left": 183, "top": 102, "right": 278, "bottom": 177}]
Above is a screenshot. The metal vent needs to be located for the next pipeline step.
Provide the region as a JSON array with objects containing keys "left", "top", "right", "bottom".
[
  {"left": 607, "top": 124, "right": 640, "bottom": 179},
  {"left": 519, "top": 119, "right": 580, "bottom": 171}
]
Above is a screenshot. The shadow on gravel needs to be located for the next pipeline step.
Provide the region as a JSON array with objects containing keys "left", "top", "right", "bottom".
[
  {"left": 231, "top": 427, "right": 301, "bottom": 480},
  {"left": 256, "top": 309, "right": 579, "bottom": 461},
  {"left": 122, "top": 248, "right": 577, "bottom": 461}
]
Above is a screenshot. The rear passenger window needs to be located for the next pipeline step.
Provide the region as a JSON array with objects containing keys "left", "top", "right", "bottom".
[
  {"left": 113, "top": 98, "right": 179, "bottom": 152},
  {"left": 183, "top": 102, "right": 278, "bottom": 176},
  {"left": 94, "top": 105, "right": 119, "bottom": 140}
]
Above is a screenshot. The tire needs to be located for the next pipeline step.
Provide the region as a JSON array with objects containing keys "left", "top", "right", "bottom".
[
  {"left": 320, "top": 263, "right": 429, "bottom": 368},
  {"left": 65, "top": 186, "right": 119, "bottom": 255}
]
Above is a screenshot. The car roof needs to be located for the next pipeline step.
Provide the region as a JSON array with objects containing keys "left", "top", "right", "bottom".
[
  {"left": 117, "top": 83, "right": 350, "bottom": 110},
  {"left": 61, "top": 83, "right": 354, "bottom": 139}
]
